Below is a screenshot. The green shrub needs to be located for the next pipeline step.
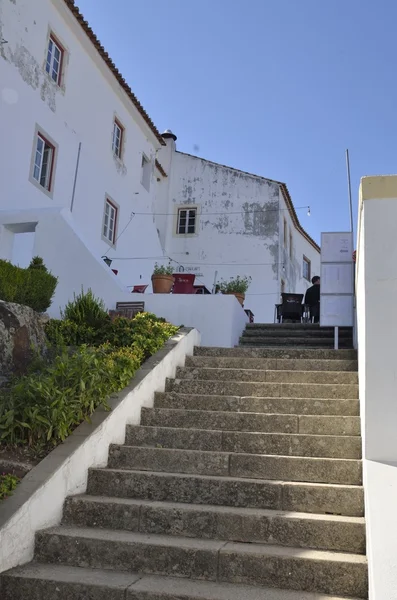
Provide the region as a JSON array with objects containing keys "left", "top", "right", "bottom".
[
  {"left": 46, "top": 311, "right": 179, "bottom": 357},
  {"left": 0, "top": 258, "right": 57, "bottom": 312},
  {"left": 61, "top": 288, "right": 110, "bottom": 329},
  {"left": 100, "top": 312, "right": 179, "bottom": 358},
  {"left": 28, "top": 256, "right": 48, "bottom": 272},
  {"left": 0, "top": 473, "right": 19, "bottom": 501},
  {"left": 45, "top": 319, "right": 96, "bottom": 347},
  {"left": 0, "top": 344, "right": 143, "bottom": 448}
]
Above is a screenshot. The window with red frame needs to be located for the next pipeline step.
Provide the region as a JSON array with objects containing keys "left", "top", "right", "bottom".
[
  {"left": 46, "top": 35, "right": 64, "bottom": 85},
  {"left": 112, "top": 119, "right": 124, "bottom": 159},
  {"left": 103, "top": 198, "right": 118, "bottom": 244},
  {"left": 33, "top": 133, "right": 55, "bottom": 191}
]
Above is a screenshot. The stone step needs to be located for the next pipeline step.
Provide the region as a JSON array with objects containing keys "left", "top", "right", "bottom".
[
  {"left": 246, "top": 323, "right": 353, "bottom": 331},
  {"left": 0, "top": 563, "right": 142, "bottom": 600},
  {"left": 165, "top": 379, "right": 359, "bottom": 399},
  {"left": 107, "top": 446, "right": 362, "bottom": 485},
  {"left": 87, "top": 469, "right": 364, "bottom": 516},
  {"left": 154, "top": 392, "right": 360, "bottom": 416},
  {"left": 239, "top": 337, "right": 353, "bottom": 348},
  {"left": 33, "top": 528, "right": 367, "bottom": 597},
  {"left": 242, "top": 328, "right": 353, "bottom": 338},
  {"left": 177, "top": 367, "right": 358, "bottom": 385},
  {"left": 63, "top": 496, "right": 366, "bottom": 553},
  {"left": 126, "top": 425, "right": 362, "bottom": 459},
  {"left": 1, "top": 565, "right": 363, "bottom": 600},
  {"left": 141, "top": 408, "right": 361, "bottom": 435},
  {"left": 186, "top": 356, "right": 359, "bottom": 372},
  {"left": 194, "top": 347, "right": 357, "bottom": 360}
]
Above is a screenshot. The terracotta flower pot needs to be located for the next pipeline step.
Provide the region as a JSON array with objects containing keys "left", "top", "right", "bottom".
[
  {"left": 226, "top": 292, "right": 245, "bottom": 306},
  {"left": 152, "top": 274, "right": 174, "bottom": 294}
]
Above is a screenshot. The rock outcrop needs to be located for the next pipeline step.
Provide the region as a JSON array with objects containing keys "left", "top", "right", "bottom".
[{"left": 0, "top": 301, "right": 47, "bottom": 374}]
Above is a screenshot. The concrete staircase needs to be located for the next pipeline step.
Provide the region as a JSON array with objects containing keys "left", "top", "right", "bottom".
[
  {"left": 1, "top": 332, "right": 367, "bottom": 599},
  {"left": 240, "top": 323, "right": 354, "bottom": 348}
]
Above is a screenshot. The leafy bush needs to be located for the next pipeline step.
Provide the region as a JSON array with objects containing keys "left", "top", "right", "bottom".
[
  {"left": 100, "top": 313, "right": 178, "bottom": 357},
  {"left": 0, "top": 345, "right": 143, "bottom": 448},
  {"left": 28, "top": 256, "right": 48, "bottom": 272},
  {"left": 152, "top": 262, "right": 174, "bottom": 276},
  {"left": 219, "top": 275, "right": 252, "bottom": 294},
  {"left": 0, "top": 473, "right": 19, "bottom": 501},
  {"left": 0, "top": 258, "right": 57, "bottom": 312},
  {"left": 46, "top": 312, "right": 179, "bottom": 358},
  {"left": 61, "top": 288, "right": 110, "bottom": 329},
  {"left": 45, "top": 319, "right": 96, "bottom": 347}
]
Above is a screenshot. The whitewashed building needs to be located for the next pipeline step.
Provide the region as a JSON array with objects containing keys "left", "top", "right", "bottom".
[{"left": 0, "top": 0, "right": 320, "bottom": 324}]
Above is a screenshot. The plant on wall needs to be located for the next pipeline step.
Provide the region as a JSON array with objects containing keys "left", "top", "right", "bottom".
[
  {"left": 219, "top": 275, "right": 252, "bottom": 294},
  {"left": 152, "top": 262, "right": 174, "bottom": 276}
]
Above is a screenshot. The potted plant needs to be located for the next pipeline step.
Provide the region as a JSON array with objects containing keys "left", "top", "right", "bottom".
[
  {"left": 152, "top": 262, "right": 174, "bottom": 294},
  {"left": 219, "top": 275, "right": 252, "bottom": 306}
]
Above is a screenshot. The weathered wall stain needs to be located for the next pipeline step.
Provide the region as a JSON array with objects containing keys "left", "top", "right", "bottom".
[
  {"left": 1, "top": 2, "right": 58, "bottom": 112},
  {"left": 113, "top": 155, "right": 127, "bottom": 176}
]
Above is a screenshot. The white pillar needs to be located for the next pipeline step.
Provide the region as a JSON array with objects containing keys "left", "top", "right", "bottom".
[{"left": 357, "top": 175, "right": 397, "bottom": 599}]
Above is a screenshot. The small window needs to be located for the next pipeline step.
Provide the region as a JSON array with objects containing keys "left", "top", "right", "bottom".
[
  {"left": 32, "top": 133, "right": 55, "bottom": 191},
  {"left": 281, "top": 279, "right": 285, "bottom": 294},
  {"left": 177, "top": 208, "right": 197, "bottom": 235},
  {"left": 112, "top": 119, "right": 124, "bottom": 159},
  {"left": 303, "top": 256, "right": 311, "bottom": 281},
  {"left": 45, "top": 34, "right": 64, "bottom": 85},
  {"left": 141, "top": 154, "right": 151, "bottom": 191},
  {"left": 289, "top": 232, "right": 293, "bottom": 259},
  {"left": 283, "top": 218, "right": 288, "bottom": 246},
  {"left": 103, "top": 198, "right": 118, "bottom": 245}
]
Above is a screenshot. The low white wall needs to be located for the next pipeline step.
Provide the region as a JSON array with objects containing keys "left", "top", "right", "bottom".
[
  {"left": 356, "top": 175, "right": 397, "bottom": 599},
  {"left": 0, "top": 328, "right": 200, "bottom": 574},
  {"left": 131, "top": 292, "right": 249, "bottom": 347}
]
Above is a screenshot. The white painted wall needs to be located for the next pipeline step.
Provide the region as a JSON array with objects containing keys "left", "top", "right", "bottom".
[
  {"left": 0, "top": 0, "right": 164, "bottom": 290},
  {"left": 356, "top": 175, "right": 397, "bottom": 600},
  {"left": 278, "top": 193, "right": 321, "bottom": 302},
  {"left": 156, "top": 142, "right": 321, "bottom": 323},
  {"left": 131, "top": 292, "right": 249, "bottom": 347},
  {"left": 0, "top": 328, "right": 201, "bottom": 574}
]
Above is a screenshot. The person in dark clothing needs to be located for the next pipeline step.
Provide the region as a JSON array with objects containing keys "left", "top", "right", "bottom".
[{"left": 305, "top": 276, "right": 320, "bottom": 323}]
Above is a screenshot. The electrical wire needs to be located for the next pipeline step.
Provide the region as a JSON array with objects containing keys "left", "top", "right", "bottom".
[{"left": 131, "top": 205, "right": 310, "bottom": 217}]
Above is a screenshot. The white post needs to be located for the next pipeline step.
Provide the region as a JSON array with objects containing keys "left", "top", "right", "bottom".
[
  {"left": 334, "top": 326, "right": 339, "bottom": 350},
  {"left": 357, "top": 175, "right": 397, "bottom": 599}
]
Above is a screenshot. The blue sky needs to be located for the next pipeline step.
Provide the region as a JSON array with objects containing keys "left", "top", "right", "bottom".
[{"left": 76, "top": 0, "right": 397, "bottom": 244}]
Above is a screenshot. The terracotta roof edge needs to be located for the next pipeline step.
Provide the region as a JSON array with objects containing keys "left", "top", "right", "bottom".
[{"left": 62, "top": 0, "right": 165, "bottom": 146}]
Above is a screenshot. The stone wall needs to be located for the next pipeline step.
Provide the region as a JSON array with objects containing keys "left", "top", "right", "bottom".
[{"left": 0, "top": 301, "right": 47, "bottom": 374}]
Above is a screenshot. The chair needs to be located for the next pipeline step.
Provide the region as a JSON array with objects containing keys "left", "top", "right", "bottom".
[
  {"left": 245, "top": 309, "right": 254, "bottom": 323},
  {"left": 275, "top": 293, "right": 304, "bottom": 323},
  {"left": 109, "top": 301, "right": 145, "bottom": 320},
  {"left": 131, "top": 285, "right": 148, "bottom": 294}
]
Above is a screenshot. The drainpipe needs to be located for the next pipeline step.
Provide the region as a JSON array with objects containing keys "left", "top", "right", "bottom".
[{"left": 70, "top": 142, "right": 82, "bottom": 212}]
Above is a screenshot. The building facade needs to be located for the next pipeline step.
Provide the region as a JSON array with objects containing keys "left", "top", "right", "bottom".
[{"left": 0, "top": 0, "right": 320, "bottom": 322}]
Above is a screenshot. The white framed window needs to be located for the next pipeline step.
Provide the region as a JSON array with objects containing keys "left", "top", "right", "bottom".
[
  {"left": 45, "top": 34, "right": 64, "bottom": 85},
  {"left": 177, "top": 207, "right": 197, "bottom": 235},
  {"left": 112, "top": 119, "right": 124, "bottom": 159},
  {"left": 102, "top": 197, "right": 118, "bottom": 245},
  {"left": 141, "top": 154, "right": 151, "bottom": 191},
  {"left": 303, "top": 256, "right": 311, "bottom": 281},
  {"left": 32, "top": 132, "right": 55, "bottom": 192}
]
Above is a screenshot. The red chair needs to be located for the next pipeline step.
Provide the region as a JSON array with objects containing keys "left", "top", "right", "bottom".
[
  {"left": 172, "top": 274, "right": 195, "bottom": 294},
  {"left": 131, "top": 285, "right": 148, "bottom": 294}
]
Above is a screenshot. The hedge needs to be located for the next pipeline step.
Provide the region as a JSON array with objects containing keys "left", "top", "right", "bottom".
[{"left": 0, "top": 258, "right": 57, "bottom": 313}]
